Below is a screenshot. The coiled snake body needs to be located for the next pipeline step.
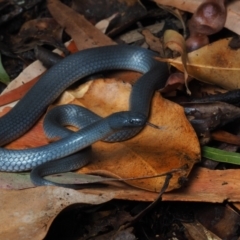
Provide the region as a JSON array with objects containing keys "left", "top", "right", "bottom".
[{"left": 0, "top": 45, "right": 169, "bottom": 186}]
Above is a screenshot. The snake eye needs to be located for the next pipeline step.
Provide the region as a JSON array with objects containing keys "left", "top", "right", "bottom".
[
  {"left": 129, "top": 115, "right": 147, "bottom": 127},
  {"left": 130, "top": 119, "right": 139, "bottom": 125},
  {"left": 129, "top": 119, "right": 135, "bottom": 125}
]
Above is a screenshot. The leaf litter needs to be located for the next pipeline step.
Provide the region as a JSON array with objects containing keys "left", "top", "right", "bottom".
[{"left": 1, "top": 0, "right": 240, "bottom": 239}]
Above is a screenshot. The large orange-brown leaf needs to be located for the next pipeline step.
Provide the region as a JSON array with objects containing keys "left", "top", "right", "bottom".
[{"left": 54, "top": 78, "right": 200, "bottom": 192}]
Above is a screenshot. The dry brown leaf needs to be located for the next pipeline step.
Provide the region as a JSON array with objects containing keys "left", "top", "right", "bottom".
[
  {"left": 163, "top": 30, "right": 187, "bottom": 65},
  {"left": 141, "top": 29, "right": 164, "bottom": 55},
  {"left": 195, "top": 204, "right": 240, "bottom": 239},
  {"left": 183, "top": 102, "right": 240, "bottom": 139},
  {"left": 153, "top": 0, "right": 240, "bottom": 36},
  {"left": 163, "top": 29, "right": 189, "bottom": 93},
  {"left": 183, "top": 221, "right": 221, "bottom": 240},
  {"left": 2, "top": 167, "right": 240, "bottom": 240},
  {"left": 211, "top": 130, "right": 240, "bottom": 147},
  {"left": 0, "top": 187, "right": 114, "bottom": 240},
  {"left": 71, "top": 0, "right": 147, "bottom": 28},
  {"left": 12, "top": 18, "right": 66, "bottom": 54},
  {"left": 163, "top": 38, "right": 240, "bottom": 90},
  {"left": 54, "top": 78, "right": 200, "bottom": 192},
  {"left": 119, "top": 22, "right": 165, "bottom": 44},
  {"left": 162, "top": 72, "right": 185, "bottom": 93},
  {"left": 74, "top": 167, "right": 240, "bottom": 203},
  {"left": 47, "top": 0, "right": 114, "bottom": 50},
  {"left": 162, "top": 167, "right": 240, "bottom": 202}
]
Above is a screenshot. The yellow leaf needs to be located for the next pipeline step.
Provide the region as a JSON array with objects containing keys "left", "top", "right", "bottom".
[{"left": 167, "top": 38, "right": 240, "bottom": 90}]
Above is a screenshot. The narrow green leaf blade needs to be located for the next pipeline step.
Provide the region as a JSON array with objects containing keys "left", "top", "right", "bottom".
[
  {"left": 202, "top": 146, "right": 240, "bottom": 165},
  {"left": 0, "top": 54, "right": 10, "bottom": 85}
]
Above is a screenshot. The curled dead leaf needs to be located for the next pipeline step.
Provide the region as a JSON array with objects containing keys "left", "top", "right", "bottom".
[{"left": 163, "top": 29, "right": 189, "bottom": 93}]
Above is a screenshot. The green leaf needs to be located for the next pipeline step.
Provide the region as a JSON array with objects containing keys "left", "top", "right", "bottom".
[
  {"left": 0, "top": 54, "right": 10, "bottom": 85},
  {"left": 202, "top": 146, "right": 240, "bottom": 165}
]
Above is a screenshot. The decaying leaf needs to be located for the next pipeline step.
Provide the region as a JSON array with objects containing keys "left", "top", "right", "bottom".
[
  {"left": 54, "top": 78, "right": 200, "bottom": 192},
  {"left": 182, "top": 101, "right": 240, "bottom": 139},
  {"left": 161, "top": 167, "right": 240, "bottom": 203},
  {"left": 11, "top": 18, "right": 66, "bottom": 54},
  {"left": 3, "top": 167, "right": 240, "bottom": 239},
  {"left": 163, "top": 29, "right": 189, "bottom": 92},
  {"left": 81, "top": 209, "right": 134, "bottom": 239},
  {"left": 0, "top": 41, "right": 78, "bottom": 109},
  {"left": 119, "top": 22, "right": 165, "bottom": 44},
  {"left": 196, "top": 204, "right": 240, "bottom": 239},
  {"left": 71, "top": 0, "right": 147, "bottom": 29},
  {"left": 0, "top": 187, "right": 114, "bottom": 240},
  {"left": 211, "top": 130, "right": 240, "bottom": 147},
  {"left": 161, "top": 72, "right": 185, "bottom": 93},
  {"left": 164, "top": 38, "right": 240, "bottom": 90},
  {"left": 47, "top": 0, "right": 115, "bottom": 50},
  {"left": 183, "top": 221, "right": 221, "bottom": 240},
  {"left": 141, "top": 29, "right": 164, "bottom": 55}
]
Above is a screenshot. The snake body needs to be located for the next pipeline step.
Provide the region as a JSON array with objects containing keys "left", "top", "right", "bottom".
[
  {"left": 31, "top": 105, "right": 146, "bottom": 187},
  {"left": 0, "top": 45, "right": 169, "bottom": 176}
]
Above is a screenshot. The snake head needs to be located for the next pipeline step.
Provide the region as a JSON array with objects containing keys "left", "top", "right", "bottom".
[{"left": 109, "top": 111, "right": 147, "bottom": 130}]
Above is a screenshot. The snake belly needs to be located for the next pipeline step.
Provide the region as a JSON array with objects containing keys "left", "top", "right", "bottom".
[{"left": 0, "top": 45, "right": 169, "bottom": 172}]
